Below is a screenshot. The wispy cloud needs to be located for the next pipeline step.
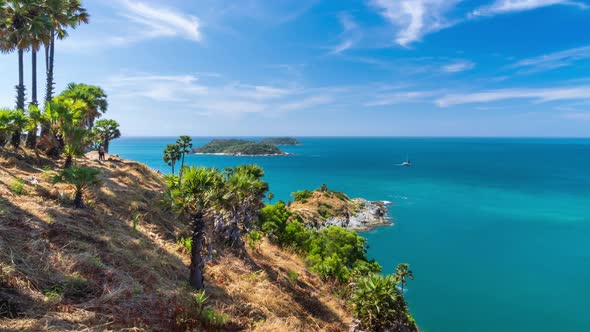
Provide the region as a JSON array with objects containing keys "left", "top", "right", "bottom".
[
  {"left": 442, "top": 60, "right": 475, "bottom": 73},
  {"left": 511, "top": 44, "right": 590, "bottom": 73},
  {"left": 365, "top": 90, "right": 437, "bottom": 106},
  {"left": 330, "top": 13, "right": 361, "bottom": 54},
  {"left": 119, "top": 0, "right": 202, "bottom": 42},
  {"left": 369, "top": 0, "right": 462, "bottom": 47},
  {"left": 436, "top": 85, "right": 590, "bottom": 106},
  {"left": 471, "top": 0, "right": 588, "bottom": 17}
]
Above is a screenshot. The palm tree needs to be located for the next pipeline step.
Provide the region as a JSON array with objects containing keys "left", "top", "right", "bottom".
[
  {"left": 8, "top": 109, "right": 28, "bottom": 149},
  {"left": 26, "top": 1, "right": 51, "bottom": 107},
  {"left": 52, "top": 166, "right": 101, "bottom": 208},
  {"left": 43, "top": 0, "right": 89, "bottom": 104},
  {"left": 395, "top": 263, "right": 414, "bottom": 295},
  {"left": 0, "top": 108, "right": 14, "bottom": 146},
  {"left": 170, "top": 166, "right": 224, "bottom": 289},
  {"left": 92, "top": 119, "right": 120, "bottom": 153},
  {"left": 61, "top": 124, "right": 90, "bottom": 168},
  {"left": 267, "top": 192, "right": 274, "bottom": 204},
  {"left": 39, "top": 97, "right": 86, "bottom": 157},
  {"left": 0, "top": 1, "right": 29, "bottom": 111},
  {"left": 222, "top": 165, "right": 268, "bottom": 247},
  {"left": 176, "top": 135, "right": 192, "bottom": 182},
  {"left": 58, "top": 83, "right": 107, "bottom": 129},
  {"left": 163, "top": 144, "right": 181, "bottom": 175}
]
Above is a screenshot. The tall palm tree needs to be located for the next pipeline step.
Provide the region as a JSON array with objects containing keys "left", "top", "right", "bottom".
[
  {"left": 1, "top": 1, "right": 30, "bottom": 111},
  {"left": 26, "top": 1, "right": 51, "bottom": 107},
  {"left": 163, "top": 144, "right": 181, "bottom": 175},
  {"left": 43, "top": 0, "right": 89, "bottom": 104},
  {"left": 92, "top": 119, "right": 120, "bottom": 153},
  {"left": 171, "top": 166, "right": 224, "bottom": 289},
  {"left": 176, "top": 135, "right": 192, "bottom": 182},
  {"left": 395, "top": 263, "right": 414, "bottom": 295}
]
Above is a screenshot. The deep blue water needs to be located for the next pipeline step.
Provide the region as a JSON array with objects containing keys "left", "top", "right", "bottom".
[{"left": 111, "top": 137, "right": 590, "bottom": 332}]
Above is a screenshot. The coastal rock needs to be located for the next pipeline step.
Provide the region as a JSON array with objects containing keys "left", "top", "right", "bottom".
[{"left": 322, "top": 199, "right": 392, "bottom": 231}]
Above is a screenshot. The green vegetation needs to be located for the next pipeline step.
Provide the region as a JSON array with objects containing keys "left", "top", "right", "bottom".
[
  {"left": 92, "top": 119, "right": 121, "bottom": 153},
  {"left": 9, "top": 178, "right": 25, "bottom": 195},
  {"left": 52, "top": 166, "right": 102, "bottom": 209},
  {"left": 163, "top": 144, "right": 181, "bottom": 174},
  {"left": 259, "top": 137, "right": 300, "bottom": 145},
  {"left": 193, "top": 139, "right": 286, "bottom": 155},
  {"left": 291, "top": 189, "right": 313, "bottom": 202},
  {"left": 258, "top": 201, "right": 418, "bottom": 331}
]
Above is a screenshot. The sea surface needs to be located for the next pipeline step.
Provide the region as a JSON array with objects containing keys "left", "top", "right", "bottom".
[{"left": 111, "top": 137, "right": 590, "bottom": 332}]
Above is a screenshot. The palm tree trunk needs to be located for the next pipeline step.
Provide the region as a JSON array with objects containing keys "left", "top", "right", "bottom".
[
  {"left": 64, "top": 155, "right": 73, "bottom": 169},
  {"left": 104, "top": 138, "right": 110, "bottom": 154},
  {"left": 16, "top": 49, "right": 25, "bottom": 110},
  {"left": 32, "top": 50, "right": 37, "bottom": 105},
  {"left": 189, "top": 212, "right": 206, "bottom": 289},
  {"left": 73, "top": 190, "right": 83, "bottom": 209},
  {"left": 44, "top": 31, "right": 55, "bottom": 103},
  {"left": 25, "top": 128, "right": 37, "bottom": 149},
  {"left": 179, "top": 154, "right": 186, "bottom": 182}
]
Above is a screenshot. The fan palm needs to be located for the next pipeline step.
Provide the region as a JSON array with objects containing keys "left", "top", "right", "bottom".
[
  {"left": 52, "top": 166, "right": 101, "bottom": 208},
  {"left": 58, "top": 83, "right": 107, "bottom": 129},
  {"left": 176, "top": 135, "right": 192, "bottom": 181},
  {"left": 92, "top": 119, "right": 120, "bottom": 153},
  {"left": 25, "top": 103, "right": 42, "bottom": 148},
  {"left": 163, "top": 144, "right": 181, "bottom": 175},
  {"left": 170, "top": 166, "right": 224, "bottom": 289},
  {"left": 1, "top": 1, "right": 29, "bottom": 111},
  {"left": 395, "top": 263, "right": 414, "bottom": 295},
  {"left": 61, "top": 124, "right": 90, "bottom": 168}
]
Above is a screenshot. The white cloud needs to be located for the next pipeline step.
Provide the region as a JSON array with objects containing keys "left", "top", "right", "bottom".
[
  {"left": 471, "top": 0, "right": 588, "bottom": 16},
  {"left": 512, "top": 44, "right": 590, "bottom": 73},
  {"left": 119, "top": 0, "right": 202, "bottom": 42},
  {"left": 436, "top": 85, "right": 590, "bottom": 106},
  {"left": 369, "top": 0, "right": 462, "bottom": 47},
  {"left": 330, "top": 13, "right": 361, "bottom": 54},
  {"left": 278, "top": 96, "right": 332, "bottom": 111},
  {"left": 366, "top": 90, "right": 437, "bottom": 106},
  {"left": 442, "top": 60, "right": 476, "bottom": 73}
]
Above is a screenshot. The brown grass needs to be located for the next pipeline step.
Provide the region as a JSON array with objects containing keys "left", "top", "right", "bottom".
[{"left": 0, "top": 148, "right": 351, "bottom": 331}]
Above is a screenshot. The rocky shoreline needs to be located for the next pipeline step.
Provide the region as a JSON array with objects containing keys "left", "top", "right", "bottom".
[
  {"left": 192, "top": 152, "right": 291, "bottom": 156},
  {"left": 322, "top": 199, "right": 392, "bottom": 231}
]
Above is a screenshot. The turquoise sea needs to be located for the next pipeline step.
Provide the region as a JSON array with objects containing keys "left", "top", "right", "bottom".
[{"left": 111, "top": 137, "right": 590, "bottom": 332}]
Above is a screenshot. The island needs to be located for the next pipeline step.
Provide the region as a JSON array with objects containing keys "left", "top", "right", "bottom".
[
  {"left": 191, "top": 139, "right": 288, "bottom": 156},
  {"left": 288, "top": 184, "right": 392, "bottom": 231},
  {"left": 259, "top": 137, "right": 300, "bottom": 146}
]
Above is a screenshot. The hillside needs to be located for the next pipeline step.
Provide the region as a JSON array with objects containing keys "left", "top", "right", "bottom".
[
  {"left": 192, "top": 139, "right": 287, "bottom": 156},
  {"left": 289, "top": 186, "right": 391, "bottom": 231},
  {"left": 0, "top": 149, "right": 350, "bottom": 331}
]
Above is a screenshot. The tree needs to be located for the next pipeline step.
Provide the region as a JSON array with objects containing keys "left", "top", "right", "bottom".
[
  {"left": 58, "top": 83, "right": 107, "bottom": 129},
  {"left": 52, "top": 166, "right": 101, "bottom": 209},
  {"left": 221, "top": 165, "right": 268, "bottom": 247},
  {"left": 43, "top": 0, "right": 89, "bottom": 104},
  {"left": 26, "top": 1, "right": 51, "bottom": 107},
  {"left": 61, "top": 124, "right": 90, "bottom": 168},
  {"left": 92, "top": 119, "right": 120, "bottom": 153},
  {"left": 169, "top": 166, "right": 224, "bottom": 289},
  {"left": 163, "top": 144, "right": 181, "bottom": 174},
  {"left": 7, "top": 109, "right": 28, "bottom": 149},
  {"left": 39, "top": 97, "right": 87, "bottom": 158},
  {"left": 176, "top": 135, "right": 192, "bottom": 182},
  {"left": 1, "top": 0, "right": 29, "bottom": 111},
  {"left": 395, "top": 263, "right": 414, "bottom": 295},
  {"left": 267, "top": 192, "right": 274, "bottom": 204},
  {"left": 0, "top": 108, "right": 14, "bottom": 146}
]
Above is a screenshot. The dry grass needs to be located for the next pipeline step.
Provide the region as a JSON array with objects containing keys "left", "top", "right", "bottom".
[{"left": 0, "top": 148, "right": 351, "bottom": 331}]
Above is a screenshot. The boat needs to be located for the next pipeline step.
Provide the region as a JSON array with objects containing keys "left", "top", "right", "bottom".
[{"left": 400, "top": 155, "right": 411, "bottom": 167}]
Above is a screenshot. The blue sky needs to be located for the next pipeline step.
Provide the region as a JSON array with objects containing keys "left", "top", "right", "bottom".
[{"left": 1, "top": 0, "right": 590, "bottom": 136}]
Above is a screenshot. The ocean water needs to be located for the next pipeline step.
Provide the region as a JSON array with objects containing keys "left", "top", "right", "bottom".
[{"left": 111, "top": 137, "right": 590, "bottom": 332}]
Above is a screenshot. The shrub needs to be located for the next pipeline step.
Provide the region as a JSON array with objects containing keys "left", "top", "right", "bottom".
[
  {"left": 291, "top": 189, "right": 313, "bottom": 202},
  {"left": 288, "top": 271, "right": 298, "bottom": 283},
  {"left": 246, "top": 230, "right": 262, "bottom": 251},
  {"left": 178, "top": 237, "right": 192, "bottom": 254},
  {"left": 351, "top": 274, "right": 417, "bottom": 332},
  {"left": 9, "top": 179, "right": 25, "bottom": 195}
]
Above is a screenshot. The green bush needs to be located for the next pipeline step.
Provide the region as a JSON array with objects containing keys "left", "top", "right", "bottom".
[
  {"left": 178, "top": 236, "right": 192, "bottom": 253},
  {"left": 351, "top": 274, "right": 417, "bottom": 332},
  {"left": 246, "top": 230, "right": 262, "bottom": 251},
  {"left": 291, "top": 189, "right": 313, "bottom": 202},
  {"left": 9, "top": 179, "right": 25, "bottom": 195}
]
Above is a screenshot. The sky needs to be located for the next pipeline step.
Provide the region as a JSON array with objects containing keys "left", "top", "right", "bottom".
[{"left": 1, "top": 0, "right": 590, "bottom": 137}]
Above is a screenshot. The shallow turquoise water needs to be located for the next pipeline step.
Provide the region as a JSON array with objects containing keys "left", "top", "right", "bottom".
[{"left": 111, "top": 137, "right": 590, "bottom": 332}]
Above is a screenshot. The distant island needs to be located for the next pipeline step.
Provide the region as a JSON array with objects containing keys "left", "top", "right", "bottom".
[
  {"left": 288, "top": 184, "right": 392, "bottom": 231},
  {"left": 259, "top": 137, "right": 300, "bottom": 146},
  {"left": 191, "top": 139, "right": 288, "bottom": 156}
]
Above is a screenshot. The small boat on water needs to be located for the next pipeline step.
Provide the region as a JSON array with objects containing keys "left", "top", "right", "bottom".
[{"left": 399, "top": 155, "right": 411, "bottom": 167}]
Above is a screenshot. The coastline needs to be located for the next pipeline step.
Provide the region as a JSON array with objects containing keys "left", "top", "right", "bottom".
[
  {"left": 191, "top": 152, "right": 292, "bottom": 156},
  {"left": 312, "top": 199, "right": 393, "bottom": 232}
]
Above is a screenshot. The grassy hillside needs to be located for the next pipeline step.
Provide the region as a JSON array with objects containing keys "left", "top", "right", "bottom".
[{"left": 0, "top": 149, "right": 349, "bottom": 331}]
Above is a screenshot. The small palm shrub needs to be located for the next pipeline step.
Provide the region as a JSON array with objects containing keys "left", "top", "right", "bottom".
[
  {"left": 351, "top": 274, "right": 417, "bottom": 332},
  {"left": 52, "top": 167, "right": 102, "bottom": 208}
]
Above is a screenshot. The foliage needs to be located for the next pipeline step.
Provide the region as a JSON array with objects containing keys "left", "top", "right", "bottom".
[
  {"left": 194, "top": 139, "right": 285, "bottom": 155},
  {"left": 291, "top": 189, "right": 313, "bottom": 202},
  {"left": 246, "top": 230, "right": 262, "bottom": 251},
  {"left": 9, "top": 178, "right": 25, "bottom": 195},
  {"left": 351, "top": 274, "right": 417, "bottom": 332},
  {"left": 178, "top": 236, "right": 192, "bottom": 254},
  {"left": 163, "top": 144, "right": 181, "bottom": 175},
  {"left": 259, "top": 201, "right": 295, "bottom": 247},
  {"left": 176, "top": 135, "right": 192, "bottom": 178},
  {"left": 259, "top": 137, "right": 300, "bottom": 146},
  {"left": 59, "top": 83, "right": 107, "bottom": 128},
  {"left": 267, "top": 191, "right": 274, "bottom": 204},
  {"left": 0, "top": 108, "right": 28, "bottom": 147},
  {"left": 395, "top": 263, "right": 414, "bottom": 295},
  {"left": 92, "top": 118, "right": 120, "bottom": 152},
  {"left": 52, "top": 166, "right": 102, "bottom": 208}
]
